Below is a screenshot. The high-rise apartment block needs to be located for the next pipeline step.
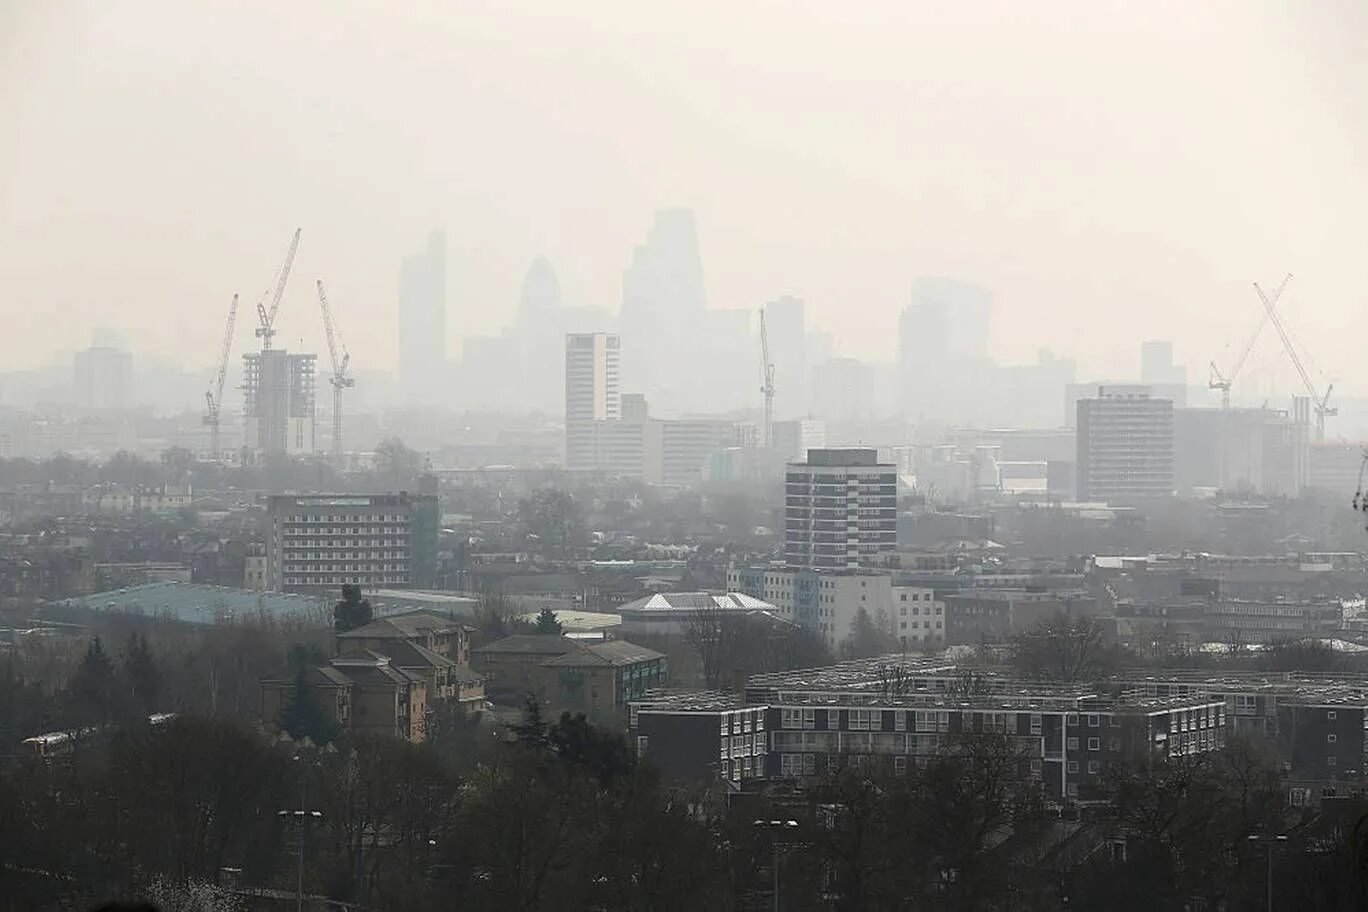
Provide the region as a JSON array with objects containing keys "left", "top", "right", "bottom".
[
  {"left": 242, "top": 350, "right": 316, "bottom": 457},
  {"left": 73, "top": 336, "right": 132, "bottom": 411},
  {"left": 784, "top": 448, "right": 897, "bottom": 570},
  {"left": 266, "top": 493, "right": 439, "bottom": 592},
  {"left": 1075, "top": 385, "right": 1174, "bottom": 501},
  {"left": 565, "top": 332, "right": 621, "bottom": 470},
  {"left": 399, "top": 230, "right": 447, "bottom": 403}
]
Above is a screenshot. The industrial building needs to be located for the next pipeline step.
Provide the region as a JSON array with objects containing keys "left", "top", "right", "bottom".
[{"left": 266, "top": 493, "right": 439, "bottom": 592}]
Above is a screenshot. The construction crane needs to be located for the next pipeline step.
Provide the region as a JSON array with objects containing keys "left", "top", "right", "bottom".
[
  {"left": 254, "top": 228, "right": 302, "bottom": 351},
  {"left": 316, "top": 279, "right": 354, "bottom": 458},
  {"left": 759, "top": 307, "right": 776, "bottom": 449},
  {"left": 1254, "top": 273, "right": 1336, "bottom": 440},
  {"left": 1208, "top": 273, "right": 1290, "bottom": 408},
  {"left": 203, "top": 293, "right": 239, "bottom": 460}
]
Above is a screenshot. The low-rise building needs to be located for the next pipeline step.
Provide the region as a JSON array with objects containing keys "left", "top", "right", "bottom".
[
  {"left": 942, "top": 590, "right": 1100, "bottom": 645},
  {"left": 617, "top": 591, "right": 782, "bottom": 638},
  {"left": 628, "top": 690, "right": 768, "bottom": 783},
  {"left": 260, "top": 651, "right": 428, "bottom": 742}
]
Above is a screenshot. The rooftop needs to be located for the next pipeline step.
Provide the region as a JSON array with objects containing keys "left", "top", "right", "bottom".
[
  {"left": 56, "top": 582, "right": 327, "bottom": 625},
  {"left": 543, "top": 639, "right": 664, "bottom": 668},
  {"left": 618, "top": 591, "right": 778, "bottom": 614},
  {"left": 337, "top": 610, "right": 472, "bottom": 640},
  {"left": 631, "top": 689, "right": 756, "bottom": 712}
]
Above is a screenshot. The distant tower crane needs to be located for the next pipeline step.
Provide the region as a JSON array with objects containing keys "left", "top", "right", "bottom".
[
  {"left": 254, "top": 228, "right": 302, "bottom": 351},
  {"left": 316, "top": 279, "right": 354, "bottom": 458},
  {"left": 1254, "top": 273, "right": 1336, "bottom": 440},
  {"left": 203, "top": 293, "right": 240, "bottom": 460},
  {"left": 1208, "top": 273, "right": 1290, "bottom": 409},
  {"left": 759, "top": 307, "right": 776, "bottom": 449}
]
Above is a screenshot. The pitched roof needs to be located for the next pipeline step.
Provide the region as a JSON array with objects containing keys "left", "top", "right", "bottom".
[
  {"left": 337, "top": 610, "right": 470, "bottom": 640},
  {"left": 618, "top": 591, "right": 778, "bottom": 613},
  {"left": 473, "top": 634, "right": 585, "bottom": 657},
  {"left": 361, "top": 639, "right": 456, "bottom": 670},
  {"left": 542, "top": 639, "right": 663, "bottom": 668}
]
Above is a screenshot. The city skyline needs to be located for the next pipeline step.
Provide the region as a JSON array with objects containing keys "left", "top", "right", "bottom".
[{"left": 2, "top": 2, "right": 1365, "bottom": 391}]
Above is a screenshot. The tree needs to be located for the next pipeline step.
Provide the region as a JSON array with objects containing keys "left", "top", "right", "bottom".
[
  {"left": 840, "top": 607, "right": 900, "bottom": 659},
  {"left": 1011, "top": 614, "right": 1118, "bottom": 681},
  {"left": 333, "top": 584, "right": 373, "bottom": 634},
  {"left": 534, "top": 607, "right": 563, "bottom": 635},
  {"left": 66, "top": 636, "right": 124, "bottom": 725},
  {"left": 375, "top": 437, "right": 425, "bottom": 490},
  {"left": 470, "top": 589, "right": 530, "bottom": 647},
  {"left": 517, "top": 488, "right": 585, "bottom": 558},
  {"left": 278, "top": 667, "right": 341, "bottom": 745},
  {"left": 123, "top": 633, "right": 162, "bottom": 715}
]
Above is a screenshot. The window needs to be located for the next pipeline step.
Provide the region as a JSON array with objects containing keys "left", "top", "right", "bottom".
[
  {"left": 1328, "top": 711, "right": 1338, "bottom": 721},
  {"left": 1110, "top": 716, "right": 1121, "bottom": 728},
  {"left": 636, "top": 736, "right": 649, "bottom": 757},
  {"left": 803, "top": 754, "right": 817, "bottom": 775},
  {"left": 1067, "top": 713, "right": 1079, "bottom": 726},
  {"left": 1030, "top": 714, "right": 1042, "bottom": 736},
  {"left": 630, "top": 706, "right": 640, "bottom": 728},
  {"left": 1087, "top": 714, "right": 1100, "bottom": 728},
  {"left": 894, "top": 756, "right": 908, "bottom": 776},
  {"left": 1067, "top": 737, "right": 1079, "bottom": 750},
  {"left": 1067, "top": 761, "right": 1079, "bottom": 773},
  {"left": 1328, "top": 734, "right": 1338, "bottom": 744},
  {"left": 1088, "top": 761, "right": 1100, "bottom": 774},
  {"left": 782, "top": 709, "right": 802, "bottom": 729},
  {"left": 1328, "top": 755, "right": 1338, "bottom": 767},
  {"left": 1088, "top": 738, "right": 1100, "bottom": 751},
  {"left": 781, "top": 754, "right": 801, "bottom": 776},
  {"left": 803, "top": 708, "right": 816, "bottom": 730}
]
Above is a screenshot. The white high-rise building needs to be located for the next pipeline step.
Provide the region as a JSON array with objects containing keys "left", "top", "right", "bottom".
[
  {"left": 1076, "top": 385, "right": 1174, "bottom": 501},
  {"left": 565, "top": 333, "right": 621, "bottom": 470}
]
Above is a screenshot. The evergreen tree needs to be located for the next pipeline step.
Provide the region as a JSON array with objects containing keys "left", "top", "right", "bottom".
[
  {"left": 278, "top": 666, "right": 341, "bottom": 745},
  {"left": 534, "top": 607, "right": 563, "bottom": 635},
  {"left": 67, "top": 636, "right": 120, "bottom": 725},
  {"left": 333, "top": 584, "right": 373, "bottom": 634},
  {"left": 123, "top": 633, "right": 162, "bottom": 715}
]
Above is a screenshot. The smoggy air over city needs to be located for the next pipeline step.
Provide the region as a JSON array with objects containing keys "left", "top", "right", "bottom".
[{"left": 3, "top": 3, "right": 1368, "bottom": 911}]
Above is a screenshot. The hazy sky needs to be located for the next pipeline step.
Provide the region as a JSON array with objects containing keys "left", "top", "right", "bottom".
[{"left": 2, "top": 1, "right": 1365, "bottom": 397}]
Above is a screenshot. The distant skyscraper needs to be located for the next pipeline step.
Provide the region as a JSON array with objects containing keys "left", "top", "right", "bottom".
[
  {"left": 565, "top": 333, "right": 621, "bottom": 470},
  {"left": 73, "top": 333, "right": 132, "bottom": 410},
  {"left": 1076, "top": 385, "right": 1174, "bottom": 501},
  {"left": 899, "top": 277, "right": 994, "bottom": 421},
  {"left": 619, "top": 210, "right": 706, "bottom": 406},
  {"left": 398, "top": 230, "right": 447, "bottom": 403},
  {"left": 764, "top": 296, "right": 807, "bottom": 418},
  {"left": 513, "top": 256, "right": 565, "bottom": 412},
  {"left": 1140, "top": 339, "right": 1187, "bottom": 386},
  {"left": 784, "top": 448, "right": 897, "bottom": 570},
  {"left": 517, "top": 255, "right": 562, "bottom": 326}
]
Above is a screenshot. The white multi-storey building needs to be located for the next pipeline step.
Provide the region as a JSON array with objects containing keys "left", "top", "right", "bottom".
[
  {"left": 565, "top": 332, "right": 621, "bottom": 470},
  {"left": 785, "top": 448, "right": 897, "bottom": 570},
  {"left": 1075, "top": 385, "right": 1174, "bottom": 502},
  {"left": 266, "top": 493, "right": 438, "bottom": 592}
]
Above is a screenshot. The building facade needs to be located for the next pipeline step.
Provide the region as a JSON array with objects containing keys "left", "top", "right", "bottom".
[
  {"left": 565, "top": 332, "right": 621, "bottom": 470},
  {"left": 242, "top": 350, "right": 317, "bottom": 458},
  {"left": 1075, "top": 385, "right": 1174, "bottom": 501},
  {"left": 785, "top": 448, "right": 897, "bottom": 571},
  {"left": 266, "top": 493, "right": 439, "bottom": 592},
  {"left": 398, "top": 229, "right": 447, "bottom": 404}
]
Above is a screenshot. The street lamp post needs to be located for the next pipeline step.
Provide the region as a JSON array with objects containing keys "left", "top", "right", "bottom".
[
  {"left": 754, "top": 819, "right": 799, "bottom": 912},
  {"left": 1247, "top": 834, "right": 1288, "bottom": 912},
  {"left": 279, "top": 752, "right": 326, "bottom": 912}
]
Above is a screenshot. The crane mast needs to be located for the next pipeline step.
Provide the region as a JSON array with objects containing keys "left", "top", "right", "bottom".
[
  {"left": 316, "top": 279, "right": 354, "bottom": 459},
  {"left": 255, "top": 228, "right": 302, "bottom": 351},
  {"left": 759, "top": 308, "right": 776, "bottom": 449},
  {"left": 1253, "top": 274, "right": 1336, "bottom": 440},
  {"left": 203, "top": 293, "right": 239, "bottom": 460},
  {"left": 1209, "top": 273, "right": 1289, "bottom": 408}
]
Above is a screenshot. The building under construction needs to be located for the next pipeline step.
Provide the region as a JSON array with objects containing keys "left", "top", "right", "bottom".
[{"left": 242, "top": 350, "right": 316, "bottom": 458}]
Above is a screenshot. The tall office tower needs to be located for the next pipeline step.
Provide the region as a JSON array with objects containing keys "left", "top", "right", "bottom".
[
  {"left": 266, "top": 492, "right": 439, "bottom": 592},
  {"left": 513, "top": 256, "right": 565, "bottom": 412},
  {"left": 1140, "top": 339, "right": 1187, "bottom": 386},
  {"left": 242, "top": 351, "right": 317, "bottom": 458},
  {"left": 764, "top": 296, "right": 808, "bottom": 418},
  {"left": 784, "top": 448, "right": 897, "bottom": 570},
  {"left": 1076, "top": 385, "right": 1174, "bottom": 502},
  {"left": 73, "top": 333, "right": 132, "bottom": 410},
  {"left": 899, "top": 276, "right": 993, "bottom": 421},
  {"left": 398, "top": 230, "right": 447, "bottom": 403},
  {"left": 565, "top": 333, "right": 621, "bottom": 470},
  {"left": 618, "top": 209, "right": 705, "bottom": 405}
]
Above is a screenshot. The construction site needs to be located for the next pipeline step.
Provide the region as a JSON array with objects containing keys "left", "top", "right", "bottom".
[{"left": 202, "top": 228, "right": 355, "bottom": 464}]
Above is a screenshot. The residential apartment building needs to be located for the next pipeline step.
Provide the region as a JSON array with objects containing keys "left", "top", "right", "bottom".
[
  {"left": 472, "top": 634, "right": 667, "bottom": 729},
  {"left": 565, "top": 332, "right": 621, "bottom": 470},
  {"left": 335, "top": 611, "right": 483, "bottom": 711},
  {"left": 727, "top": 565, "right": 943, "bottom": 647},
  {"left": 784, "top": 448, "right": 897, "bottom": 570},
  {"left": 942, "top": 590, "right": 1101, "bottom": 646},
  {"left": 266, "top": 493, "right": 439, "bottom": 592},
  {"left": 260, "top": 651, "right": 427, "bottom": 742},
  {"left": 628, "top": 691, "right": 768, "bottom": 783},
  {"left": 1075, "top": 385, "right": 1174, "bottom": 501}
]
